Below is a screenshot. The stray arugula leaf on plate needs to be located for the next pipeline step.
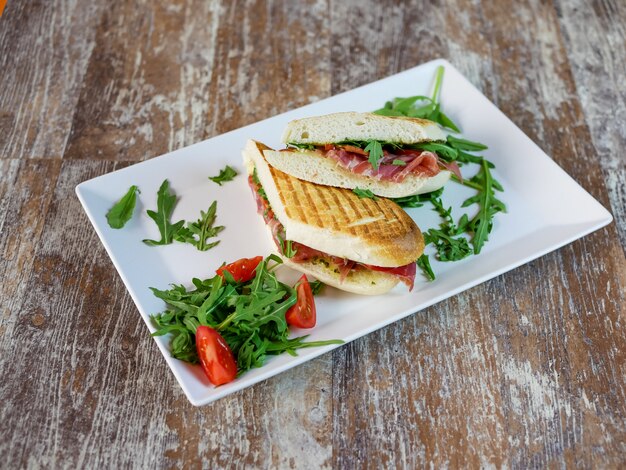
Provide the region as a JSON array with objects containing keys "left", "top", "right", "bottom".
[
  {"left": 174, "top": 201, "right": 224, "bottom": 251},
  {"left": 460, "top": 159, "right": 506, "bottom": 254},
  {"left": 352, "top": 187, "right": 378, "bottom": 200},
  {"left": 106, "top": 185, "right": 139, "bottom": 229},
  {"left": 309, "top": 279, "right": 325, "bottom": 295},
  {"left": 209, "top": 165, "right": 238, "bottom": 186},
  {"left": 417, "top": 254, "right": 435, "bottom": 281},
  {"left": 151, "top": 255, "right": 343, "bottom": 375},
  {"left": 143, "top": 180, "right": 185, "bottom": 246}
]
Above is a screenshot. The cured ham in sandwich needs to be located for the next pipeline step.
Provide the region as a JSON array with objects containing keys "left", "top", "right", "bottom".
[
  {"left": 243, "top": 140, "right": 424, "bottom": 295},
  {"left": 263, "top": 112, "right": 460, "bottom": 198}
]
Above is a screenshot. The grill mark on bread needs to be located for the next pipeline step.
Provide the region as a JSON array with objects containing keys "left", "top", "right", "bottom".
[
  {"left": 272, "top": 167, "right": 297, "bottom": 220},
  {"left": 388, "top": 200, "right": 413, "bottom": 232},
  {"left": 333, "top": 188, "right": 357, "bottom": 231},
  {"left": 379, "top": 200, "right": 405, "bottom": 235},
  {"left": 244, "top": 139, "right": 425, "bottom": 266},
  {"left": 315, "top": 185, "right": 339, "bottom": 231},
  {"left": 302, "top": 181, "right": 324, "bottom": 227},
  {"left": 335, "top": 189, "right": 359, "bottom": 235}
]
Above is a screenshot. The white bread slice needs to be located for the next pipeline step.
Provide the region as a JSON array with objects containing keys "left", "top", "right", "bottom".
[
  {"left": 282, "top": 256, "right": 399, "bottom": 295},
  {"left": 254, "top": 205, "right": 401, "bottom": 295},
  {"left": 263, "top": 149, "right": 451, "bottom": 198},
  {"left": 281, "top": 112, "right": 446, "bottom": 145},
  {"left": 243, "top": 140, "right": 424, "bottom": 268}
]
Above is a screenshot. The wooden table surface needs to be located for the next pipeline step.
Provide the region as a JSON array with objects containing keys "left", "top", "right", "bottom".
[{"left": 1, "top": 0, "right": 625, "bottom": 467}]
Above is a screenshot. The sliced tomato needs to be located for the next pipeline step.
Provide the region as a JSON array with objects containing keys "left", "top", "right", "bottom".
[
  {"left": 216, "top": 256, "right": 263, "bottom": 283},
  {"left": 339, "top": 144, "right": 368, "bottom": 155},
  {"left": 285, "top": 274, "right": 316, "bottom": 329},
  {"left": 195, "top": 326, "right": 238, "bottom": 386}
]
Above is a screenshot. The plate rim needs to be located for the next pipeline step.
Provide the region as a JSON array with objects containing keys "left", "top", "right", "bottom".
[{"left": 75, "top": 58, "right": 613, "bottom": 406}]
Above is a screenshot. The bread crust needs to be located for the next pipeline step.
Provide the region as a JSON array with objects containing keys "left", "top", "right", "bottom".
[
  {"left": 243, "top": 140, "right": 425, "bottom": 267},
  {"left": 263, "top": 149, "right": 451, "bottom": 198},
  {"left": 281, "top": 112, "right": 446, "bottom": 145}
]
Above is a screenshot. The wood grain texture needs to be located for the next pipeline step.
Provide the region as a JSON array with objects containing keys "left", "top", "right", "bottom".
[
  {"left": 555, "top": 0, "right": 626, "bottom": 250},
  {"left": 0, "top": 1, "right": 103, "bottom": 159},
  {"left": 0, "top": 0, "right": 625, "bottom": 468}
]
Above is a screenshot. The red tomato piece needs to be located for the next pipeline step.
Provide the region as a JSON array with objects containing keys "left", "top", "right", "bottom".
[
  {"left": 216, "top": 256, "right": 263, "bottom": 283},
  {"left": 285, "top": 274, "right": 316, "bottom": 329},
  {"left": 339, "top": 144, "right": 368, "bottom": 155},
  {"left": 195, "top": 326, "right": 237, "bottom": 386}
]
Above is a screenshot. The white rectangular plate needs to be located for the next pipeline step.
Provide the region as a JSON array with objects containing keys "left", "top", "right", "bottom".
[{"left": 76, "top": 59, "right": 612, "bottom": 406}]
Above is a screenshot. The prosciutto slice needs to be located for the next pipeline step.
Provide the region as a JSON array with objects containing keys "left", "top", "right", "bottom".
[{"left": 324, "top": 146, "right": 444, "bottom": 183}]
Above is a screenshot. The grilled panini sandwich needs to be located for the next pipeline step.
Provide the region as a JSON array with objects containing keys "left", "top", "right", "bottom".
[
  {"left": 263, "top": 112, "right": 459, "bottom": 198},
  {"left": 243, "top": 139, "right": 424, "bottom": 295}
]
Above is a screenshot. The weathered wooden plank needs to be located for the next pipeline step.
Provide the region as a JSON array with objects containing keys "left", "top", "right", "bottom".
[
  {"left": 64, "top": 0, "right": 331, "bottom": 162},
  {"left": 0, "top": 0, "right": 625, "bottom": 468},
  {"left": 0, "top": 1, "right": 103, "bottom": 159},
  {"left": 0, "top": 158, "right": 62, "bottom": 331},
  {"left": 555, "top": 0, "right": 626, "bottom": 251}
]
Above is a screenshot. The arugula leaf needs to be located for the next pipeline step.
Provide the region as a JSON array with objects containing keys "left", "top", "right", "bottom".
[
  {"left": 425, "top": 228, "right": 472, "bottom": 262},
  {"left": 364, "top": 140, "right": 384, "bottom": 170},
  {"left": 437, "top": 111, "right": 461, "bottom": 133},
  {"left": 417, "top": 255, "right": 435, "bottom": 281},
  {"left": 309, "top": 280, "right": 325, "bottom": 295},
  {"left": 174, "top": 201, "right": 224, "bottom": 251},
  {"left": 392, "top": 159, "right": 407, "bottom": 166},
  {"left": 391, "top": 188, "right": 443, "bottom": 208},
  {"left": 209, "top": 165, "right": 238, "bottom": 186},
  {"left": 283, "top": 239, "right": 297, "bottom": 258},
  {"left": 447, "top": 135, "right": 488, "bottom": 151},
  {"left": 352, "top": 187, "right": 378, "bottom": 200},
  {"left": 460, "top": 159, "right": 506, "bottom": 254},
  {"left": 372, "top": 66, "right": 461, "bottom": 132},
  {"left": 413, "top": 142, "right": 459, "bottom": 161},
  {"left": 143, "top": 180, "right": 185, "bottom": 246},
  {"left": 150, "top": 255, "right": 344, "bottom": 376},
  {"left": 106, "top": 185, "right": 139, "bottom": 229}
]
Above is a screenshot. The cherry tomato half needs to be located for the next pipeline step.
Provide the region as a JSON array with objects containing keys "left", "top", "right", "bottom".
[
  {"left": 195, "top": 326, "right": 237, "bottom": 386},
  {"left": 285, "top": 274, "right": 316, "bottom": 329},
  {"left": 216, "top": 256, "right": 263, "bottom": 283}
]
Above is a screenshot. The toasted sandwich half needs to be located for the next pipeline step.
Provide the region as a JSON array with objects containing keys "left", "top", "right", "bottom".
[
  {"left": 263, "top": 112, "right": 459, "bottom": 198},
  {"left": 243, "top": 139, "right": 424, "bottom": 295}
]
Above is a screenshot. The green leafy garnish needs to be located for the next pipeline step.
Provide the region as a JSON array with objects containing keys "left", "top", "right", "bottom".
[
  {"left": 391, "top": 188, "right": 443, "bottom": 208},
  {"left": 143, "top": 180, "right": 185, "bottom": 246},
  {"left": 283, "top": 239, "right": 298, "bottom": 258},
  {"left": 459, "top": 159, "right": 506, "bottom": 254},
  {"left": 392, "top": 159, "right": 406, "bottom": 166},
  {"left": 150, "top": 255, "right": 343, "bottom": 374},
  {"left": 309, "top": 280, "right": 325, "bottom": 295},
  {"left": 364, "top": 140, "right": 384, "bottom": 170},
  {"left": 174, "top": 201, "right": 224, "bottom": 251},
  {"left": 447, "top": 136, "right": 488, "bottom": 151},
  {"left": 352, "top": 187, "right": 378, "bottom": 200},
  {"left": 372, "top": 65, "right": 461, "bottom": 132},
  {"left": 106, "top": 185, "right": 139, "bottom": 229},
  {"left": 417, "top": 255, "right": 435, "bottom": 281},
  {"left": 376, "top": 66, "right": 506, "bottom": 281},
  {"left": 424, "top": 229, "right": 472, "bottom": 262},
  {"left": 209, "top": 165, "right": 238, "bottom": 186}
]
